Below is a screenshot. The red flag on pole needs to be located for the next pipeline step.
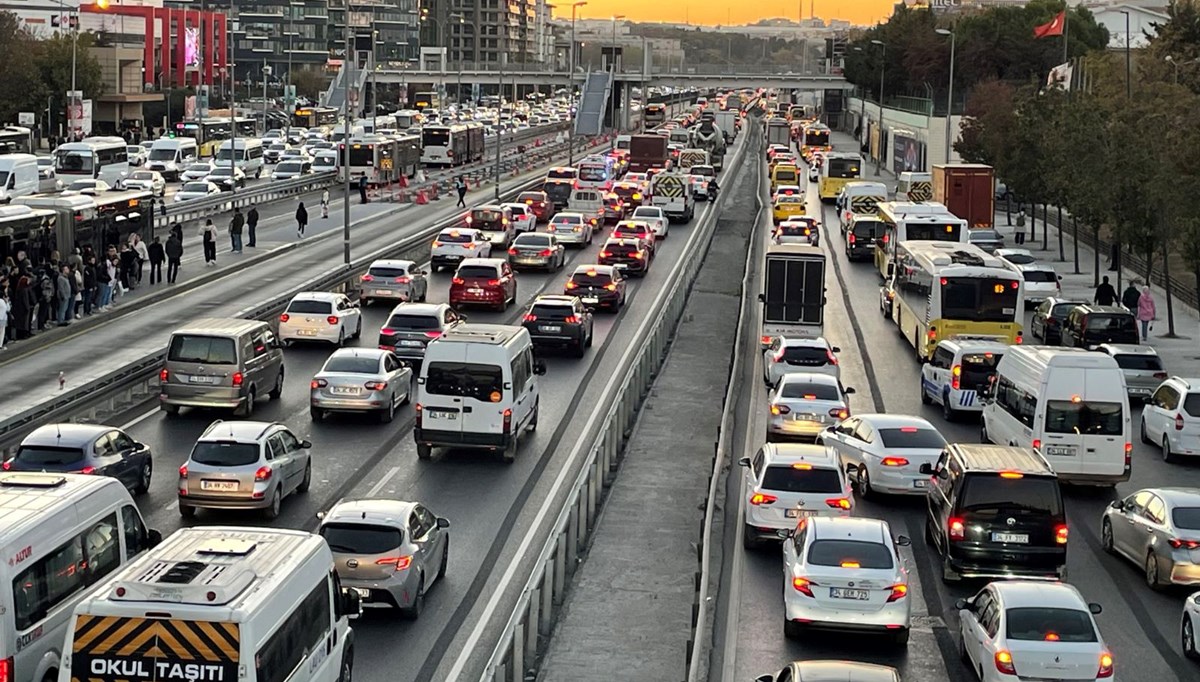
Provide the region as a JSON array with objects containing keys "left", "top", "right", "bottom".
[{"left": 1034, "top": 11, "right": 1066, "bottom": 39}]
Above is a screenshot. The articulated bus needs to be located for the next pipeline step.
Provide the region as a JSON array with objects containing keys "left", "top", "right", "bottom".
[
  {"left": 292, "top": 106, "right": 339, "bottom": 128},
  {"left": 800, "top": 124, "right": 832, "bottom": 160},
  {"left": 17, "top": 189, "right": 152, "bottom": 258},
  {"left": 340, "top": 133, "right": 422, "bottom": 183},
  {"left": 874, "top": 201, "right": 967, "bottom": 279},
  {"left": 420, "top": 123, "right": 485, "bottom": 166},
  {"left": 175, "top": 117, "right": 257, "bottom": 157},
  {"left": 0, "top": 204, "right": 57, "bottom": 264},
  {"left": 644, "top": 103, "right": 668, "bottom": 127},
  {"left": 888, "top": 240, "right": 1024, "bottom": 360},
  {"left": 817, "top": 151, "right": 862, "bottom": 202}
]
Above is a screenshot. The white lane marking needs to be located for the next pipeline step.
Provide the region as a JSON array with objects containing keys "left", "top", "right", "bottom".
[
  {"left": 121, "top": 407, "right": 160, "bottom": 430},
  {"left": 366, "top": 466, "right": 402, "bottom": 497},
  {"left": 161, "top": 499, "right": 178, "bottom": 512}
]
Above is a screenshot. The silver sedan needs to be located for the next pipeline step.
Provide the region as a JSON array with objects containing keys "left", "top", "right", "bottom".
[
  {"left": 310, "top": 348, "right": 413, "bottom": 423},
  {"left": 1102, "top": 486, "right": 1200, "bottom": 588}
]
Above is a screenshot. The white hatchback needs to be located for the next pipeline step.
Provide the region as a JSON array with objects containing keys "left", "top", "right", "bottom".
[
  {"left": 279, "top": 291, "right": 362, "bottom": 346},
  {"left": 763, "top": 336, "right": 841, "bottom": 386},
  {"left": 782, "top": 516, "right": 912, "bottom": 645},
  {"left": 431, "top": 227, "right": 492, "bottom": 272},
  {"left": 501, "top": 202, "right": 537, "bottom": 233},
  {"left": 820, "top": 414, "right": 947, "bottom": 498},
  {"left": 630, "top": 206, "right": 668, "bottom": 238},
  {"left": 739, "top": 442, "right": 852, "bottom": 549},
  {"left": 1142, "top": 376, "right": 1200, "bottom": 462},
  {"left": 767, "top": 373, "right": 855, "bottom": 442}
]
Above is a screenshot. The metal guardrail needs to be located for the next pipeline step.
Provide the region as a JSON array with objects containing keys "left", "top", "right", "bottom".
[{"left": 473, "top": 116, "right": 751, "bottom": 682}]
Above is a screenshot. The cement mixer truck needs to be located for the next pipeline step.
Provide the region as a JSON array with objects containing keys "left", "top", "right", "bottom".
[{"left": 692, "top": 121, "right": 727, "bottom": 171}]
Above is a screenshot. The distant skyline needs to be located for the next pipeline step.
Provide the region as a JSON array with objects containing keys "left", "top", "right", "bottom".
[{"left": 569, "top": 1, "right": 895, "bottom": 27}]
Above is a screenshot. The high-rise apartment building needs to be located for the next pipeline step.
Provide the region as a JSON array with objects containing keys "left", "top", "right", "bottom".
[{"left": 420, "top": 0, "right": 547, "bottom": 66}]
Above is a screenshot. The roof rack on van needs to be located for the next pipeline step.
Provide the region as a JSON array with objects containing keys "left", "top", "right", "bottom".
[
  {"left": 0, "top": 473, "right": 68, "bottom": 488},
  {"left": 439, "top": 324, "right": 520, "bottom": 345},
  {"left": 948, "top": 443, "right": 1055, "bottom": 477},
  {"left": 115, "top": 537, "right": 261, "bottom": 606}
]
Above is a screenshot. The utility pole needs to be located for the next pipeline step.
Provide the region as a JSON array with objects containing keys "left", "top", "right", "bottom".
[
  {"left": 56, "top": 0, "right": 79, "bottom": 139},
  {"left": 871, "top": 39, "right": 886, "bottom": 173},
  {"left": 343, "top": 23, "right": 354, "bottom": 266},
  {"left": 549, "top": 1, "right": 586, "bottom": 165},
  {"left": 936, "top": 28, "right": 955, "bottom": 164},
  {"left": 494, "top": 54, "right": 506, "bottom": 200}
]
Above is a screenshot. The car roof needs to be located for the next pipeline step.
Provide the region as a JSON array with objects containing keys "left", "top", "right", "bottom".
[
  {"left": 936, "top": 337, "right": 1009, "bottom": 353},
  {"left": 792, "top": 661, "right": 900, "bottom": 682},
  {"left": 1075, "top": 305, "right": 1131, "bottom": 315},
  {"left": 947, "top": 443, "right": 1055, "bottom": 476},
  {"left": 458, "top": 257, "right": 504, "bottom": 268},
  {"left": 1096, "top": 343, "right": 1158, "bottom": 355},
  {"left": 532, "top": 295, "right": 577, "bottom": 306},
  {"left": 1145, "top": 486, "right": 1200, "bottom": 506},
  {"left": 386, "top": 302, "right": 449, "bottom": 316},
  {"left": 991, "top": 581, "right": 1086, "bottom": 610},
  {"left": 781, "top": 336, "right": 831, "bottom": 347},
  {"left": 764, "top": 442, "right": 838, "bottom": 467},
  {"left": 852, "top": 414, "right": 937, "bottom": 430},
  {"left": 23, "top": 423, "right": 113, "bottom": 448},
  {"left": 323, "top": 498, "right": 416, "bottom": 528},
  {"left": 808, "top": 516, "right": 889, "bottom": 543},
  {"left": 604, "top": 238, "right": 641, "bottom": 247},
  {"left": 198, "top": 419, "right": 280, "bottom": 443},
  {"left": 326, "top": 347, "right": 388, "bottom": 361},
  {"left": 290, "top": 291, "right": 341, "bottom": 302},
  {"left": 778, "top": 372, "right": 839, "bottom": 387},
  {"left": 370, "top": 258, "right": 417, "bottom": 269},
  {"left": 573, "top": 264, "right": 616, "bottom": 276},
  {"left": 472, "top": 204, "right": 504, "bottom": 211},
  {"left": 554, "top": 212, "right": 585, "bottom": 219},
  {"left": 439, "top": 227, "right": 481, "bottom": 237}
]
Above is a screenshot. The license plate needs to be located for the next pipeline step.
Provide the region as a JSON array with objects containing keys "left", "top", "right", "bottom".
[
  {"left": 427, "top": 410, "right": 457, "bottom": 421},
  {"left": 540, "top": 325, "right": 562, "bottom": 333},
  {"left": 468, "top": 288, "right": 484, "bottom": 295},
  {"left": 913, "top": 479, "right": 928, "bottom": 488},
  {"left": 374, "top": 289, "right": 392, "bottom": 296},
  {"left": 201, "top": 480, "right": 238, "bottom": 491},
  {"left": 1130, "top": 387, "right": 1150, "bottom": 394},
  {"left": 331, "top": 386, "right": 360, "bottom": 395},
  {"left": 297, "top": 329, "right": 318, "bottom": 336},
  {"left": 400, "top": 340, "right": 423, "bottom": 347},
  {"left": 992, "top": 532, "right": 1029, "bottom": 544},
  {"left": 785, "top": 509, "right": 817, "bottom": 518},
  {"left": 1045, "top": 445, "right": 1076, "bottom": 457},
  {"left": 582, "top": 297, "right": 599, "bottom": 304},
  {"left": 188, "top": 375, "right": 217, "bottom": 384},
  {"left": 354, "top": 587, "right": 371, "bottom": 598},
  {"left": 830, "top": 588, "right": 870, "bottom": 600}
]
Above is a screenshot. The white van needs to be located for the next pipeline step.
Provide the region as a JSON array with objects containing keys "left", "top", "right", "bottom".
[
  {"left": 0, "top": 154, "right": 40, "bottom": 203},
  {"left": 0, "top": 473, "right": 160, "bottom": 682},
  {"left": 215, "top": 138, "right": 265, "bottom": 178},
  {"left": 312, "top": 149, "right": 339, "bottom": 173},
  {"left": 147, "top": 137, "right": 199, "bottom": 180},
  {"left": 415, "top": 324, "right": 546, "bottom": 463},
  {"left": 60, "top": 527, "right": 359, "bottom": 682},
  {"left": 980, "top": 346, "right": 1131, "bottom": 485},
  {"left": 835, "top": 180, "right": 888, "bottom": 231}
]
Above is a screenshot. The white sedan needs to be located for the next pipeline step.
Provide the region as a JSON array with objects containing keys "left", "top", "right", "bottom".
[
  {"left": 121, "top": 170, "right": 166, "bottom": 196},
  {"left": 180, "top": 162, "right": 216, "bottom": 182},
  {"left": 279, "top": 291, "right": 362, "bottom": 346},
  {"left": 819, "top": 414, "right": 947, "bottom": 498},
  {"left": 272, "top": 159, "right": 312, "bottom": 180},
  {"left": 766, "top": 373, "right": 854, "bottom": 443},
  {"left": 1185, "top": 591, "right": 1200, "bottom": 660},
  {"left": 63, "top": 179, "right": 112, "bottom": 195},
  {"left": 740, "top": 443, "right": 851, "bottom": 549},
  {"left": 782, "top": 516, "right": 912, "bottom": 645},
  {"left": 763, "top": 336, "right": 841, "bottom": 386},
  {"left": 205, "top": 166, "right": 247, "bottom": 191},
  {"left": 501, "top": 202, "right": 537, "bottom": 233},
  {"left": 630, "top": 206, "right": 668, "bottom": 238},
  {"left": 958, "top": 581, "right": 1112, "bottom": 681},
  {"left": 173, "top": 181, "right": 221, "bottom": 202}
]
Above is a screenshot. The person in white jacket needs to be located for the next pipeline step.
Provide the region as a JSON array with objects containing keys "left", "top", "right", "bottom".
[
  {"left": 0, "top": 291, "right": 10, "bottom": 350},
  {"left": 131, "top": 233, "right": 150, "bottom": 284},
  {"left": 200, "top": 220, "right": 218, "bottom": 265}
]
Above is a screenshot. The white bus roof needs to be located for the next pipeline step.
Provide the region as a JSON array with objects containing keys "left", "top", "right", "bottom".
[
  {"left": 59, "top": 137, "right": 126, "bottom": 149},
  {"left": 0, "top": 473, "right": 129, "bottom": 542},
  {"left": 898, "top": 241, "right": 1005, "bottom": 269},
  {"left": 877, "top": 201, "right": 953, "bottom": 217},
  {"left": 1001, "top": 346, "right": 1121, "bottom": 373}
]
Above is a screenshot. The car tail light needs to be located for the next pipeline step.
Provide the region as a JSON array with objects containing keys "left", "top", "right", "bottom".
[
  {"left": 1, "top": 656, "right": 12, "bottom": 682},
  {"left": 327, "top": 316, "right": 339, "bottom": 326},
  {"left": 178, "top": 464, "right": 188, "bottom": 478},
  {"left": 78, "top": 466, "right": 96, "bottom": 475},
  {"left": 539, "top": 249, "right": 554, "bottom": 257},
  {"left": 487, "top": 279, "right": 501, "bottom": 287},
  {"left": 432, "top": 240, "right": 442, "bottom": 248},
  {"left": 311, "top": 379, "right": 328, "bottom": 389},
  {"left": 1177, "top": 413, "right": 1186, "bottom": 431},
  {"left": 599, "top": 250, "right": 611, "bottom": 258},
  {"left": 770, "top": 404, "right": 790, "bottom": 415},
  {"left": 375, "top": 556, "right": 413, "bottom": 570},
  {"left": 380, "top": 328, "right": 395, "bottom": 336},
  {"left": 632, "top": 252, "right": 645, "bottom": 260},
  {"left": 564, "top": 316, "right": 579, "bottom": 324},
  {"left": 881, "top": 457, "right": 908, "bottom": 467},
  {"left": 508, "top": 247, "right": 518, "bottom": 255},
  {"left": 848, "top": 233, "right": 856, "bottom": 245},
  {"left": 1015, "top": 331, "right": 1024, "bottom": 344},
  {"left": 1097, "top": 653, "right": 1114, "bottom": 678},
  {"left": 361, "top": 274, "right": 375, "bottom": 282},
  {"left": 826, "top": 350, "right": 839, "bottom": 365},
  {"left": 791, "top": 577, "right": 815, "bottom": 597},
  {"left": 886, "top": 584, "right": 908, "bottom": 602},
  {"left": 525, "top": 199, "right": 533, "bottom": 204},
  {"left": 523, "top": 314, "right": 537, "bottom": 322},
  {"left": 1055, "top": 524, "right": 1069, "bottom": 545},
  {"left": 452, "top": 277, "right": 465, "bottom": 285},
  {"left": 749, "top": 492, "right": 777, "bottom": 505},
  {"left": 825, "top": 497, "right": 851, "bottom": 510},
  {"left": 1032, "top": 438, "right": 1042, "bottom": 450},
  {"left": 160, "top": 368, "right": 169, "bottom": 382},
  {"left": 1, "top": 462, "right": 9, "bottom": 471},
  {"left": 948, "top": 517, "right": 966, "bottom": 541},
  {"left": 604, "top": 283, "right": 617, "bottom": 291},
  {"left": 415, "top": 403, "right": 422, "bottom": 428},
  {"left": 994, "top": 650, "right": 1016, "bottom": 676},
  {"left": 951, "top": 364, "right": 961, "bottom": 390},
  {"left": 1168, "top": 538, "right": 1200, "bottom": 549},
  {"left": 1152, "top": 371, "right": 1168, "bottom": 379},
  {"left": 928, "top": 327, "right": 937, "bottom": 341},
  {"left": 254, "top": 466, "right": 272, "bottom": 482},
  {"left": 280, "top": 313, "right": 290, "bottom": 323},
  {"left": 232, "top": 372, "right": 244, "bottom": 387},
  {"left": 565, "top": 281, "right": 578, "bottom": 290},
  {"left": 761, "top": 335, "right": 772, "bottom": 345},
  {"left": 395, "top": 276, "right": 411, "bottom": 284},
  {"left": 365, "top": 381, "right": 388, "bottom": 391},
  {"left": 502, "top": 408, "right": 513, "bottom": 434},
  {"left": 829, "top": 408, "right": 849, "bottom": 419}
]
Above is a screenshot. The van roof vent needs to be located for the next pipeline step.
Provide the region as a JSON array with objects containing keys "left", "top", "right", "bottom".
[
  {"left": 948, "top": 250, "right": 986, "bottom": 266},
  {"left": 157, "top": 561, "right": 207, "bottom": 584}
]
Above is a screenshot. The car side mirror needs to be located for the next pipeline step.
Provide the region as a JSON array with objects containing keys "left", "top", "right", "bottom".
[
  {"left": 739, "top": 456, "right": 751, "bottom": 467},
  {"left": 895, "top": 535, "right": 911, "bottom": 547},
  {"left": 918, "top": 462, "right": 934, "bottom": 475},
  {"left": 844, "top": 387, "right": 856, "bottom": 395},
  {"left": 147, "top": 529, "right": 163, "bottom": 547},
  {"left": 316, "top": 511, "right": 326, "bottom": 520},
  {"left": 1088, "top": 603, "right": 1102, "bottom": 615},
  {"left": 831, "top": 346, "right": 841, "bottom": 353},
  {"left": 533, "top": 359, "right": 547, "bottom": 376},
  {"left": 757, "top": 293, "right": 765, "bottom": 302},
  {"left": 341, "top": 588, "right": 363, "bottom": 619},
  {"left": 416, "top": 377, "right": 426, "bottom": 385},
  {"left": 437, "top": 517, "right": 451, "bottom": 529},
  {"left": 955, "top": 598, "right": 972, "bottom": 611},
  {"left": 300, "top": 439, "right": 313, "bottom": 449},
  {"left": 755, "top": 676, "right": 775, "bottom": 682}
]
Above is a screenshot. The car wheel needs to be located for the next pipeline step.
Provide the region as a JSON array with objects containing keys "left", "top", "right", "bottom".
[
  {"left": 500, "top": 434, "right": 518, "bottom": 463},
  {"left": 135, "top": 460, "right": 153, "bottom": 495},
  {"left": 941, "top": 552, "right": 960, "bottom": 584},
  {"left": 856, "top": 466, "right": 876, "bottom": 500},
  {"left": 980, "top": 419, "right": 989, "bottom": 444},
  {"left": 380, "top": 398, "right": 395, "bottom": 423},
  {"left": 338, "top": 653, "right": 353, "bottom": 682},
  {"left": 958, "top": 628, "right": 971, "bottom": 664},
  {"left": 1101, "top": 518, "right": 1115, "bottom": 554},
  {"left": 1145, "top": 552, "right": 1163, "bottom": 590},
  {"left": 161, "top": 404, "right": 180, "bottom": 416},
  {"left": 574, "top": 339, "right": 586, "bottom": 358},
  {"left": 586, "top": 329, "right": 594, "bottom": 348},
  {"left": 437, "top": 536, "right": 450, "bottom": 581},
  {"left": 238, "top": 389, "right": 256, "bottom": 418},
  {"left": 924, "top": 517, "right": 935, "bottom": 546},
  {"left": 919, "top": 378, "right": 931, "bottom": 405},
  {"left": 269, "top": 368, "right": 284, "bottom": 400},
  {"left": 263, "top": 487, "right": 282, "bottom": 520},
  {"left": 311, "top": 406, "right": 324, "bottom": 422},
  {"left": 402, "top": 573, "right": 425, "bottom": 619},
  {"left": 179, "top": 503, "right": 196, "bottom": 519},
  {"left": 783, "top": 618, "right": 803, "bottom": 640},
  {"left": 1164, "top": 436, "right": 1178, "bottom": 464},
  {"left": 297, "top": 460, "right": 312, "bottom": 493},
  {"left": 742, "top": 524, "right": 760, "bottom": 551},
  {"left": 417, "top": 443, "right": 433, "bottom": 460},
  {"left": 1184, "top": 615, "right": 1199, "bottom": 661},
  {"left": 354, "top": 318, "right": 362, "bottom": 339},
  {"left": 1141, "top": 417, "right": 1151, "bottom": 444},
  {"left": 942, "top": 394, "right": 957, "bottom": 422},
  {"left": 337, "top": 329, "right": 345, "bottom": 347}
]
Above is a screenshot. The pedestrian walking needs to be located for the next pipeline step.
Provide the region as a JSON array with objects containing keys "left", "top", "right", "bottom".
[
  {"left": 170, "top": 221, "right": 184, "bottom": 244},
  {"left": 296, "top": 202, "right": 308, "bottom": 238},
  {"left": 1121, "top": 281, "right": 1140, "bottom": 311},
  {"left": 201, "top": 219, "right": 218, "bottom": 265},
  {"left": 148, "top": 237, "right": 165, "bottom": 284},
  {"left": 246, "top": 206, "right": 259, "bottom": 247},
  {"left": 1137, "top": 286, "right": 1157, "bottom": 341},
  {"left": 321, "top": 190, "right": 330, "bottom": 219},
  {"left": 359, "top": 173, "right": 369, "bottom": 204},
  {"left": 118, "top": 244, "right": 137, "bottom": 291},
  {"left": 95, "top": 256, "right": 112, "bottom": 310},
  {"left": 1093, "top": 275, "right": 1117, "bottom": 307},
  {"left": 455, "top": 175, "right": 467, "bottom": 207},
  {"left": 132, "top": 234, "right": 149, "bottom": 285},
  {"left": 12, "top": 275, "right": 32, "bottom": 339},
  {"left": 55, "top": 266, "right": 72, "bottom": 325},
  {"left": 230, "top": 208, "right": 245, "bottom": 253},
  {"left": 166, "top": 233, "right": 183, "bottom": 283},
  {"left": 0, "top": 291, "right": 8, "bottom": 350}
]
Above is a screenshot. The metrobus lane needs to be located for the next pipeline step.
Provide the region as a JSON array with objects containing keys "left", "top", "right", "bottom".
[
  {"left": 118, "top": 192, "right": 726, "bottom": 682},
  {"left": 813, "top": 173, "right": 1200, "bottom": 681},
  {"left": 727, "top": 159, "right": 956, "bottom": 681}
]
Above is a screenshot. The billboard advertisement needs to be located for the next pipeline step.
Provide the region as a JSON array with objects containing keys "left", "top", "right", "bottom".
[
  {"left": 891, "top": 129, "right": 925, "bottom": 176},
  {"left": 184, "top": 27, "right": 200, "bottom": 69}
]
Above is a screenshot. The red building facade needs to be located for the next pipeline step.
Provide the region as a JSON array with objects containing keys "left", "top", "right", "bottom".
[{"left": 82, "top": 3, "right": 228, "bottom": 89}]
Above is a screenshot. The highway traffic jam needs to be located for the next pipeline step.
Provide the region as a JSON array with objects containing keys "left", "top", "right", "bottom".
[
  {"left": 0, "top": 93, "right": 738, "bottom": 682},
  {"left": 737, "top": 94, "right": 1200, "bottom": 681}
]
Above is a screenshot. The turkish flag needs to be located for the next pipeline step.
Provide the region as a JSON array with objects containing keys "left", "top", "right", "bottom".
[{"left": 1034, "top": 11, "right": 1066, "bottom": 38}]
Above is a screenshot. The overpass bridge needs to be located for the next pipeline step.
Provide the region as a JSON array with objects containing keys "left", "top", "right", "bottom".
[{"left": 370, "top": 66, "right": 850, "bottom": 92}]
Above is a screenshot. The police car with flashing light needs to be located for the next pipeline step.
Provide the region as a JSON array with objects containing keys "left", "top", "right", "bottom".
[{"left": 918, "top": 337, "right": 1009, "bottom": 421}]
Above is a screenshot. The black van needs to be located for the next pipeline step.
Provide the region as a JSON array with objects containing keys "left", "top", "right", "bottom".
[
  {"left": 846, "top": 217, "right": 883, "bottom": 262},
  {"left": 1060, "top": 304, "right": 1139, "bottom": 348},
  {"left": 922, "top": 443, "right": 1067, "bottom": 583}
]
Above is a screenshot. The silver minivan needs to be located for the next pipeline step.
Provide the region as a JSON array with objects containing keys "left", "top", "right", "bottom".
[
  {"left": 160, "top": 318, "right": 286, "bottom": 417},
  {"left": 177, "top": 420, "right": 311, "bottom": 519}
]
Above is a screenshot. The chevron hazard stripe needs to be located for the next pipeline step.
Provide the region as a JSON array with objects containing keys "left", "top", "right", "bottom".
[
  {"left": 908, "top": 181, "right": 932, "bottom": 202},
  {"left": 652, "top": 175, "right": 685, "bottom": 198},
  {"left": 71, "top": 616, "right": 239, "bottom": 682},
  {"left": 849, "top": 195, "right": 884, "bottom": 215}
]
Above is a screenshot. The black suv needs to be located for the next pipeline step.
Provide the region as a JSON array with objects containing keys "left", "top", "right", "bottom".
[
  {"left": 598, "top": 238, "right": 652, "bottom": 276},
  {"left": 921, "top": 443, "right": 1067, "bottom": 583},
  {"left": 522, "top": 295, "right": 594, "bottom": 357},
  {"left": 564, "top": 265, "right": 627, "bottom": 312},
  {"left": 1060, "top": 304, "right": 1139, "bottom": 348},
  {"left": 846, "top": 217, "right": 883, "bottom": 262},
  {"left": 1030, "top": 297, "right": 1084, "bottom": 344}
]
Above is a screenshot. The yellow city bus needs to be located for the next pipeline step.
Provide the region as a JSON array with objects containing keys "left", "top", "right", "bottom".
[
  {"left": 874, "top": 201, "right": 967, "bottom": 279},
  {"left": 889, "top": 240, "right": 1024, "bottom": 360},
  {"left": 800, "top": 123, "right": 831, "bottom": 160},
  {"left": 817, "top": 151, "right": 862, "bottom": 202}
]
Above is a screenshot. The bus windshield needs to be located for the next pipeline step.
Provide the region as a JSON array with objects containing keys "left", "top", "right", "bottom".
[
  {"left": 907, "top": 222, "right": 962, "bottom": 242},
  {"left": 423, "top": 129, "right": 450, "bottom": 147},
  {"left": 805, "top": 131, "right": 830, "bottom": 146},
  {"left": 826, "top": 158, "right": 860, "bottom": 179},
  {"left": 55, "top": 150, "right": 94, "bottom": 173},
  {"left": 941, "top": 277, "right": 1020, "bottom": 323},
  {"left": 148, "top": 148, "right": 177, "bottom": 161},
  {"left": 349, "top": 145, "right": 374, "bottom": 167}
]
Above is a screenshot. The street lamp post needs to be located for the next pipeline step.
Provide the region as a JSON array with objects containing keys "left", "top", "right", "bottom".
[
  {"left": 548, "top": 1, "right": 586, "bottom": 165},
  {"left": 1119, "top": 10, "right": 1132, "bottom": 99},
  {"left": 936, "top": 28, "right": 955, "bottom": 164},
  {"left": 610, "top": 14, "right": 625, "bottom": 141},
  {"left": 343, "top": 22, "right": 354, "bottom": 266},
  {"left": 56, "top": 0, "right": 79, "bottom": 139},
  {"left": 494, "top": 54, "right": 506, "bottom": 201},
  {"left": 871, "top": 39, "right": 886, "bottom": 173},
  {"left": 1166, "top": 55, "right": 1179, "bottom": 84}
]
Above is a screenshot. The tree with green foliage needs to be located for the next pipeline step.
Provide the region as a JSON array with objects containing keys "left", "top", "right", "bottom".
[
  {"left": 34, "top": 30, "right": 106, "bottom": 133},
  {"left": 1142, "top": 0, "right": 1200, "bottom": 92},
  {"left": 0, "top": 12, "right": 47, "bottom": 126}
]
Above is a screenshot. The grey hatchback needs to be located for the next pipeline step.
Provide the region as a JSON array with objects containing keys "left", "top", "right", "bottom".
[
  {"left": 6, "top": 423, "right": 153, "bottom": 494},
  {"left": 177, "top": 420, "right": 312, "bottom": 520}
]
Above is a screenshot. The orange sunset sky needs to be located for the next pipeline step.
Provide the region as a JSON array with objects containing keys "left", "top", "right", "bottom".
[{"left": 570, "top": 0, "right": 895, "bottom": 27}]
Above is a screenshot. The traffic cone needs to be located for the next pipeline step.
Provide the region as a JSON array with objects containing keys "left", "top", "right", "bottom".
[{"left": 415, "top": 188, "right": 428, "bottom": 205}]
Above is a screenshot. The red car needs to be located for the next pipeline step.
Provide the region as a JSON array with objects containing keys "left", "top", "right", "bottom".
[
  {"left": 449, "top": 258, "right": 517, "bottom": 311},
  {"left": 517, "top": 190, "right": 552, "bottom": 222}
]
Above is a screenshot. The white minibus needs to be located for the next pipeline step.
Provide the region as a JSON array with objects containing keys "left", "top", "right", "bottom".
[{"left": 215, "top": 138, "right": 265, "bottom": 178}]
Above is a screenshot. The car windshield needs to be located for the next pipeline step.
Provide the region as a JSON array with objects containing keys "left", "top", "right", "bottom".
[
  {"left": 439, "top": 231, "right": 473, "bottom": 243},
  {"left": 277, "top": 162, "right": 302, "bottom": 172},
  {"left": 320, "top": 523, "right": 404, "bottom": 554},
  {"left": 1051, "top": 303, "right": 1081, "bottom": 319},
  {"left": 1087, "top": 314, "right": 1138, "bottom": 334},
  {"left": 960, "top": 475, "right": 1062, "bottom": 516},
  {"left": 1005, "top": 608, "right": 1097, "bottom": 642},
  {"left": 368, "top": 266, "right": 407, "bottom": 278},
  {"left": 1172, "top": 507, "right": 1200, "bottom": 530},
  {"left": 878, "top": 428, "right": 947, "bottom": 449},
  {"left": 182, "top": 182, "right": 210, "bottom": 192},
  {"left": 633, "top": 208, "right": 660, "bottom": 219},
  {"left": 471, "top": 209, "right": 503, "bottom": 223},
  {"left": 1184, "top": 393, "right": 1200, "bottom": 418},
  {"left": 424, "top": 361, "right": 504, "bottom": 401},
  {"left": 778, "top": 222, "right": 815, "bottom": 236},
  {"left": 779, "top": 381, "right": 840, "bottom": 401},
  {"left": 760, "top": 465, "right": 842, "bottom": 493},
  {"left": 1044, "top": 400, "right": 1123, "bottom": 436},
  {"left": 517, "top": 193, "right": 544, "bottom": 203},
  {"left": 322, "top": 356, "right": 380, "bottom": 374},
  {"left": 168, "top": 335, "right": 236, "bottom": 364},
  {"left": 188, "top": 164, "right": 211, "bottom": 172},
  {"left": 287, "top": 300, "right": 332, "bottom": 314},
  {"left": 552, "top": 215, "right": 581, "bottom": 225},
  {"left": 780, "top": 346, "right": 829, "bottom": 363},
  {"left": 457, "top": 265, "right": 499, "bottom": 279},
  {"left": 970, "top": 230, "right": 1002, "bottom": 242},
  {"left": 190, "top": 442, "right": 260, "bottom": 467},
  {"left": 1111, "top": 353, "right": 1163, "bottom": 371},
  {"left": 14, "top": 445, "right": 84, "bottom": 466},
  {"left": 615, "top": 225, "right": 648, "bottom": 236},
  {"left": 571, "top": 272, "right": 613, "bottom": 287},
  {"left": 806, "top": 540, "right": 894, "bottom": 569},
  {"left": 961, "top": 352, "right": 1003, "bottom": 389},
  {"left": 1023, "top": 269, "right": 1058, "bottom": 283},
  {"left": 149, "top": 149, "right": 177, "bottom": 161},
  {"left": 530, "top": 303, "right": 575, "bottom": 320},
  {"left": 209, "top": 168, "right": 233, "bottom": 176}
]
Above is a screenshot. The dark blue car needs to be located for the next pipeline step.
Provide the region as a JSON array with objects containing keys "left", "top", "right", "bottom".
[{"left": 5, "top": 424, "right": 153, "bottom": 494}]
